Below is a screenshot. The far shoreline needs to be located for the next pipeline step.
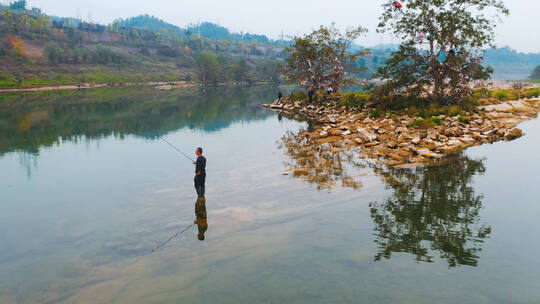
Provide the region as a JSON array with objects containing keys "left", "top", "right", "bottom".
[{"left": 0, "top": 81, "right": 279, "bottom": 94}]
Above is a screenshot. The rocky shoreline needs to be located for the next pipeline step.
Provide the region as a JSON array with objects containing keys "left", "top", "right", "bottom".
[{"left": 264, "top": 96, "right": 540, "bottom": 169}]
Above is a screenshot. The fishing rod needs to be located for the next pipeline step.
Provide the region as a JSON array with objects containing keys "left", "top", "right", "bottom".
[
  {"left": 135, "top": 223, "right": 194, "bottom": 263},
  {"left": 159, "top": 136, "right": 195, "bottom": 162}
]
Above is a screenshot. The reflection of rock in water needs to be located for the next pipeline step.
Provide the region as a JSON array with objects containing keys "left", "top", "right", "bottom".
[
  {"left": 369, "top": 155, "right": 491, "bottom": 267},
  {"left": 279, "top": 128, "right": 367, "bottom": 190},
  {"left": 195, "top": 197, "right": 208, "bottom": 241}
]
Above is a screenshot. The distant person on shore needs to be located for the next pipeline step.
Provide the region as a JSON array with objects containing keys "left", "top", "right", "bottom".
[
  {"left": 327, "top": 86, "right": 334, "bottom": 95},
  {"left": 278, "top": 90, "right": 283, "bottom": 101},
  {"left": 193, "top": 147, "right": 206, "bottom": 198},
  {"left": 308, "top": 87, "right": 314, "bottom": 103}
]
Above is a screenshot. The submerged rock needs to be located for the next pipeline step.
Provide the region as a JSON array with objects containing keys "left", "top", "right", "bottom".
[{"left": 504, "top": 128, "right": 523, "bottom": 140}]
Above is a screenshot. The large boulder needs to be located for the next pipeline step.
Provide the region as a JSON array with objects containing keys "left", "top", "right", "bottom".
[
  {"left": 504, "top": 128, "right": 523, "bottom": 140},
  {"left": 357, "top": 127, "right": 378, "bottom": 142}
]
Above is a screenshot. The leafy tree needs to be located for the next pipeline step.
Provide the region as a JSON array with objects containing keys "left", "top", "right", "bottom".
[
  {"left": 91, "top": 45, "right": 127, "bottom": 64},
  {"left": 2, "top": 10, "right": 14, "bottom": 32},
  {"left": 9, "top": 0, "right": 26, "bottom": 10},
  {"left": 112, "top": 22, "right": 119, "bottom": 34},
  {"left": 530, "top": 66, "right": 540, "bottom": 80},
  {"left": 229, "top": 58, "right": 250, "bottom": 83},
  {"left": 14, "top": 13, "right": 27, "bottom": 32},
  {"left": 4, "top": 35, "right": 24, "bottom": 57},
  {"left": 44, "top": 41, "right": 62, "bottom": 63},
  {"left": 375, "top": 0, "right": 509, "bottom": 104},
  {"left": 283, "top": 24, "right": 369, "bottom": 91},
  {"left": 216, "top": 54, "right": 228, "bottom": 82},
  {"left": 194, "top": 51, "right": 219, "bottom": 83},
  {"left": 262, "top": 60, "right": 281, "bottom": 83},
  {"left": 28, "top": 17, "right": 38, "bottom": 32}
]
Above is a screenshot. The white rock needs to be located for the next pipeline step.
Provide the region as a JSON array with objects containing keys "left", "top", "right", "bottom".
[
  {"left": 357, "top": 128, "right": 378, "bottom": 141},
  {"left": 459, "top": 136, "right": 475, "bottom": 144},
  {"left": 447, "top": 139, "right": 462, "bottom": 146},
  {"left": 417, "top": 148, "right": 443, "bottom": 158}
]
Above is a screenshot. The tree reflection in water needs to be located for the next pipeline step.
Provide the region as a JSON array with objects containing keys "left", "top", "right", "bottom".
[
  {"left": 280, "top": 130, "right": 491, "bottom": 267},
  {"left": 370, "top": 156, "right": 491, "bottom": 267},
  {"left": 279, "top": 127, "right": 367, "bottom": 190}
]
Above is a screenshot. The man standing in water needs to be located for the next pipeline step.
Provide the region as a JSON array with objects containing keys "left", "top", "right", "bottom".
[{"left": 194, "top": 147, "right": 206, "bottom": 198}]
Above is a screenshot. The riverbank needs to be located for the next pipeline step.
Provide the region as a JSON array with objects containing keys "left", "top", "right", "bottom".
[
  {"left": 0, "top": 81, "right": 198, "bottom": 94},
  {"left": 0, "top": 81, "right": 280, "bottom": 94},
  {"left": 264, "top": 95, "right": 540, "bottom": 169}
]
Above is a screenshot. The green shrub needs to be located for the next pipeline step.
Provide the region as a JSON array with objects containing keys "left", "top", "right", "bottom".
[
  {"left": 431, "top": 117, "right": 442, "bottom": 125},
  {"left": 409, "top": 119, "right": 424, "bottom": 127},
  {"left": 458, "top": 116, "right": 470, "bottom": 124},
  {"left": 291, "top": 91, "right": 307, "bottom": 101},
  {"left": 524, "top": 88, "right": 540, "bottom": 98},
  {"left": 370, "top": 109, "right": 381, "bottom": 118},
  {"left": 407, "top": 106, "right": 418, "bottom": 117},
  {"left": 448, "top": 105, "right": 462, "bottom": 116},
  {"left": 494, "top": 91, "right": 509, "bottom": 100},
  {"left": 493, "top": 90, "right": 522, "bottom": 101},
  {"left": 314, "top": 89, "right": 328, "bottom": 103},
  {"left": 340, "top": 92, "right": 370, "bottom": 108},
  {"left": 44, "top": 42, "right": 62, "bottom": 63},
  {"left": 409, "top": 119, "right": 436, "bottom": 129},
  {"left": 91, "top": 45, "right": 128, "bottom": 64},
  {"left": 409, "top": 102, "right": 463, "bottom": 118}
]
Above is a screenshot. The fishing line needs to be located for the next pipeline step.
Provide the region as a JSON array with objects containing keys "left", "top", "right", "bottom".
[
  {"left": 135, "top": 223, "right": 194, "bottom": 263},
  {"left": 133, "top": 138, "right": 198, "bottom": 263},
  {"left": 159, "top": 136, "right": 195, "bottom": 162}
]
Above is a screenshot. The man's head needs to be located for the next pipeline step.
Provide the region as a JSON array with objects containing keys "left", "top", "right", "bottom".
[{"left": 196, "top": 147, "right": 203, "bottom": 156}]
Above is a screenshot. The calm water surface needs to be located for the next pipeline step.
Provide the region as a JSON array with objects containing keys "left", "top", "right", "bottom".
[{"left": 0, "top": 86, "right": 539, "bottom": 303}]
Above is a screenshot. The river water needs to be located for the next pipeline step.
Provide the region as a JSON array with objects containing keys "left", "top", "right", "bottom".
[{"left": 0, "top": 86, "right": 539, "bottom": 303}]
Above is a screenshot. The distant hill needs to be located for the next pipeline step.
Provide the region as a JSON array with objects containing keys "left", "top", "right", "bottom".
[
  {"left": 65, "top": 14, "right": 540, "bottom": 80},
  {"left": 369, "top": 44, "right": 400, "bottom": 52},
  {"left": 116, "top": 15, "right": 182, "bottom": 35},
  {"left": 187, "top": 22, "right": 271, "bottom": 43},
  {"left": 115, "top": 15, "right": 276, "bottom": 44},
  {"left": 0, "top": 7, "right": 285, "bottom": 88},
  {"left": 1, "top": 3, "right": 538, "bottom": 85},
  {"left": 354, "top": 44, "right": 540, "bottom": 80},
  {"left": 484, "top": 47, "right": 540, "bottom": 80}
]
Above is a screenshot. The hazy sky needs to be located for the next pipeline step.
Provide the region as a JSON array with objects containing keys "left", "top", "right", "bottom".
[{"left": 12, "top": 0, "right": 540, "bottom": 52}]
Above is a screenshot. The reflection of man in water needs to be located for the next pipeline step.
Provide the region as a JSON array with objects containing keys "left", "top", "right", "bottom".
[
  {"left": 193, "top": 147, "right": 206, "bottom": 198},
  {"left": 194, "top": 197, "right": 208, "bottom": 241}
]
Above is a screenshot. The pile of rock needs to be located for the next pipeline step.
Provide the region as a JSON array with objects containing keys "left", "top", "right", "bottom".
[{"left": 263, "top": 97, "right": 540, "bottom": 169}]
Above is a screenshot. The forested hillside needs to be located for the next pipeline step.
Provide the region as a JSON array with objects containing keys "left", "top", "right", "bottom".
[
  {"left": 1, "top": 0, "right": 538, "bottom": 89},
  {"left": 0, "top": 1, "right": 284, "bottom": 88}
]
